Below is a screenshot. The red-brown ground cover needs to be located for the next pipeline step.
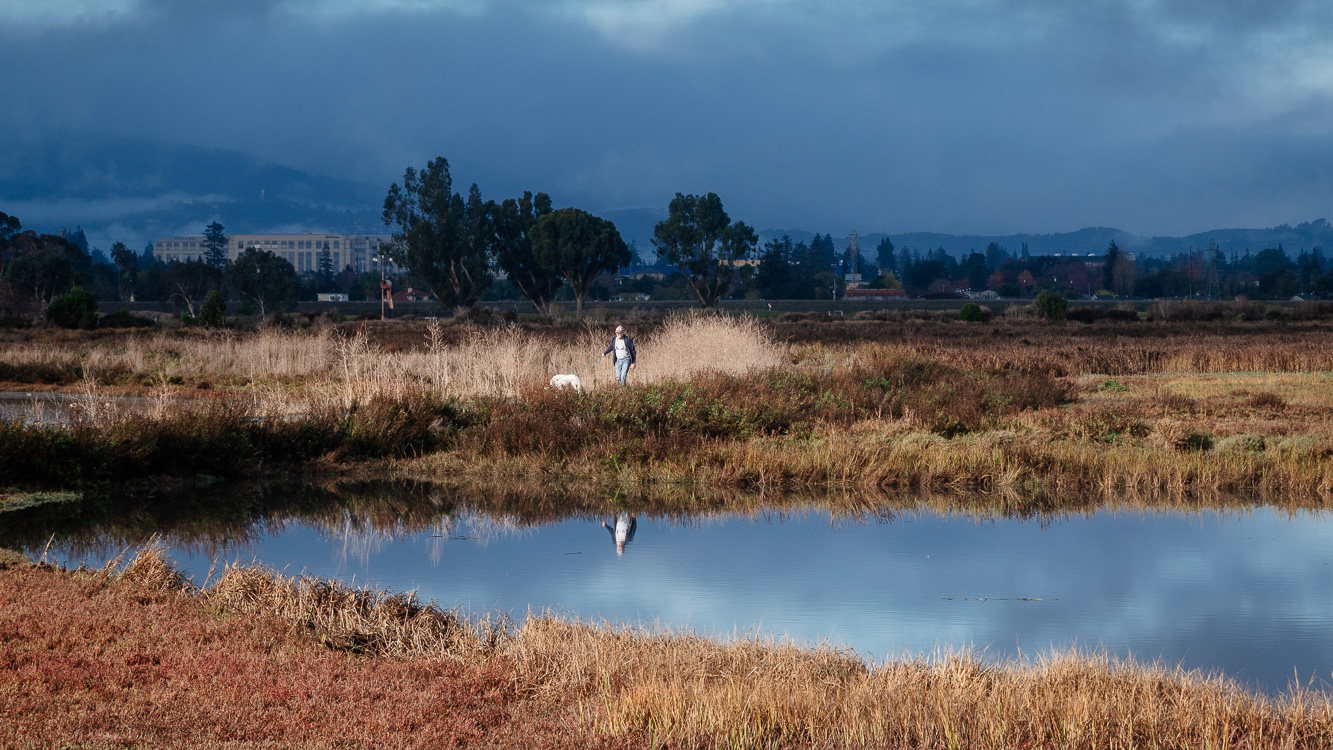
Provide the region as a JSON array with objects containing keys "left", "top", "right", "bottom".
[{"left": 0, "top": 561, "right": 627, "bottom": 749}]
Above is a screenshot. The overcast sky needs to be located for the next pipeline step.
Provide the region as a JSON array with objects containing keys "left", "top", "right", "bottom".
[{"left": 4, "top": 0, "right": 1333, "bottom": 236}]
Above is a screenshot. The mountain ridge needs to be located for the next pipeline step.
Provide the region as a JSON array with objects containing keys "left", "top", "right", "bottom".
[{"left": 3, "top": 134, "right": 1328, "bottom": 261}]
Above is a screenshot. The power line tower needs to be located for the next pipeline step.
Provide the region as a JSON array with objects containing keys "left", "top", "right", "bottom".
[{"left": 845, "top": 231, "right": 862, "bottom": 287}]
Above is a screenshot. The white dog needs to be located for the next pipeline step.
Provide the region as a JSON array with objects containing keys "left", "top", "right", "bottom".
[{"left": 548, "top": 373, "right": 583, "bottom": 393}]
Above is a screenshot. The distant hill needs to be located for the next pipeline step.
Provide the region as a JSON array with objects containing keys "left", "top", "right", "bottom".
[
  {"left": 597, "top": 206, "right": 666, "bottom": 263},
  {"left": 760, "top": 221, "right": 1333, "bottom": 265},
  {"left": 0, "top": 132, "right": 384, "bottom": 250}
]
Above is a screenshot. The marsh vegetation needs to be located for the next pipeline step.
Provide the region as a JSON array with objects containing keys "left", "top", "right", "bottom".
[
  {"left": 6, "top": 544, "right": 1333, "bottom": 749},
  {"left": 1, "top": 311, "right": 1330, "bottom": 504}
]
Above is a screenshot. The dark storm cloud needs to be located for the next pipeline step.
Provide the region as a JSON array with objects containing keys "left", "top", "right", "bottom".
[{"left": 3, "top": 0, "right": 1333, "bottom": 235}]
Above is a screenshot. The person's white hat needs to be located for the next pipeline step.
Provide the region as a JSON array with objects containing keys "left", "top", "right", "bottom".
[{"left": 615, "top": 325, "right": 624, "bottom": 333}]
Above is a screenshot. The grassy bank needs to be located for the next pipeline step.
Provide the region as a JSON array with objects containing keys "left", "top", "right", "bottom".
[
  {"left": 2, "top": 315, "right": 1330, "bottom": 506},
  {"left": 4, "top": 547, "right": 1330, "bottom": 749}
]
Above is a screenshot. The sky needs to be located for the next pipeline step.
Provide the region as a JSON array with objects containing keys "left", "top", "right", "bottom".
[{"left": 3, "top": 0, "right": 1333, "bottom": 236}]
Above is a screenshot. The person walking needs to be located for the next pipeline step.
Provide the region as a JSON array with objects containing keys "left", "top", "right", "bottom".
[{"left": 602, "top": 325, "right": 636, "bottom": 387}]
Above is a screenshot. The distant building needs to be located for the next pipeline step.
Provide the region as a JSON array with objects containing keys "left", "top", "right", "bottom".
[
  {"left": 316, "top": 293, "right": 350, "bottom": 302},
  {"left": 152, "top": 232, "right": 396, "bottom": 274},
  {"left": 620, "top": 265, "right": 672, "bottom": 281},
  {"left": 843, "top": 288, "right": 906, "bottom": 300},
  {"left": 389, "top": 287, "right": 432, "bottom": 303}
]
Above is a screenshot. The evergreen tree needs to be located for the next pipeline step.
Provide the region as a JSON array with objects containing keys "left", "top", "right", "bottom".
[
  {"left": 1103, "top": 240, "right": 1122, "bottom": 291},
  {"left": 875, "top": 237, "right": 896, "bottom": 276},
  {"left": 67, "top": 227, "right": 89, "bottom": 254},
  {"left": 492, "top": 191, "right": 560, "bottom": 315},
  {"left": 199, "top": 289, "right": 226, "bottom": 328},
  {"left": 381, "top": 156, "right": 493, "bottom": 309},
  {"left": 755, "top": 235, "right": 797, "bottom": 299},
  {"left": 110, "top": 241, "right": 137, "bottom": 301},
  {"left": 965, "top": 252, "right": 988, "bottom": 290},
  {"left": 202, "top": 222, "right": 229, "bottom": 268},
  {"left": 317, "top": 246, "right": 334, "bottom": 280}
]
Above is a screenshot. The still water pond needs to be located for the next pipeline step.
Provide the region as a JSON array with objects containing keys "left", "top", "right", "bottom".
[{"left": 58, "top": 505, "right": 1333, "bottom": 694}]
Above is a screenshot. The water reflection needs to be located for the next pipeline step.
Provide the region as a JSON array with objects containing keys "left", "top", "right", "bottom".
[
  {"left": 602, "top": 513, "right": 637, "bottom": 555},
  {"left": 7, "top": 480, "right": 1333, "bottom": 695}
]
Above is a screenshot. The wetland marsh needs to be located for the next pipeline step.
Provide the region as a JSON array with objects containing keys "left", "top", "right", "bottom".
[{"left": 4, "top": 309, "right": 1333, "bottom": 748}]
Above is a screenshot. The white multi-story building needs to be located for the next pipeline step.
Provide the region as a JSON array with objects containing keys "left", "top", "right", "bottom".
[{"left": 152, "top": 233, "right": 397, "bottom": 274}]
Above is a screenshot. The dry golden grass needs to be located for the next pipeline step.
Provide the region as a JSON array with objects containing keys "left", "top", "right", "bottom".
[
  {"left": 100, "top": 545, "right": 1333, "bottom": 749},
  {"left": 5, "top": 317, "right": 1329, "bottom": 506},
  {"left": 208, "top": 557, "right": 505, "bottom": 659},
  {"left": 399, "top": 375, "right": 1333, "bottom": 503},
  {"left": 786, "top": 322, "right": 1333, "bottom": 376},
  {"left": 0, "top": 313, "right": 783, "bottom": 403}
]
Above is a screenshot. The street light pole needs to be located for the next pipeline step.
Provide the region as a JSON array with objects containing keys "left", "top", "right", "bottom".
[{"left": 374, "top": 254, "right": 385, "bottom": 321}]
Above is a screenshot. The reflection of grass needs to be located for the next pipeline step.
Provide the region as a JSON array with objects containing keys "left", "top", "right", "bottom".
[
  {"left": 8, "top": 545, "right": 1329, "bottom": 750},
  {"left": 5, "top": 472, "right": 1322, "bottom": 563},
  {"left": 0, "top": 490, "right": 80, "bottom": 513}
]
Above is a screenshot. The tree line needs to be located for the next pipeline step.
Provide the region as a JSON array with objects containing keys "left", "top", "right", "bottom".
[
  {"left": 379, "top": 156, "right": 759, "bottom": 311},
  {"left": 869, "top": 239, "right": 1333, "bottom": 300},
  {"left": 8, "top": 154, "right": 1333, "bottom": 328}
]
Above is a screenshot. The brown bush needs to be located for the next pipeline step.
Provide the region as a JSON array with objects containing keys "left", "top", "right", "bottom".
[
  {"left": 1245, "top": 391, "right": 1287, "bottom": 410},
  {"left": 1157, "top": 392, "right": 1200, "bottom": 414}
]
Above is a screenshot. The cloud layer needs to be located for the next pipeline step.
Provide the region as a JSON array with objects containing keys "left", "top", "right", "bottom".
[{"left": 3, "top": 0, "right": 1333, "bottom": 235}]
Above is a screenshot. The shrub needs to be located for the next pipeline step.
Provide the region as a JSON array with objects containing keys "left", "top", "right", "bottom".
[
  {"left": 1033, "top": 290, "right": 1068, "bottom": 321},
  {"left": 957, "top": 303, "right": 988, "bottom": 322},
  {"left": 99, "top": 308, "right": 155, "bottom": 328},
  {"left": 1066, "top": 409, "right": 1151, "bottom": 443},
  {"left": 1067, "top": 306, "right": 1139, "bottom": 324},
  {"left": 44, "top": 286, "right": 98, "bottom": 329},
  {"left": 1290, "top": 301, "right": 1333, "bottom": 320},
  {"left": 1066, "top": 306, "right": 1100, "bottom": 323},
  {"left": 1146, "top": 300, "right": 1219, "bottom": 322},
  {"left": 1216, "top": 434, "right": 1267, "bottom": 453},
  {"left": 1158, "top": 392, "right": 1198, "bottom": 414},
  {"left": 1152, "top": 421, "right": 1214, "bottom": 452},
  {"left": 199, "top": 290, "right": 227, "bottom": 328},
  {"left": 857, "top": 348, "right": 1071, "bottom": 436},
  {"left": 1099, "top": 379, "right": 1127, "bottom": 392},
  {"left": 1244, "top": 391, "right": 1286, "bottom": 410}
]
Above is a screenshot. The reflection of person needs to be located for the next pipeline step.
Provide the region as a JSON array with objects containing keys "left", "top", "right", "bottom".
[
  {"left": 602, "top": 514, "right": 637, "bottom": 555},
  {"left": 601, "top": 325, "right": 637, "bottom": 387}
]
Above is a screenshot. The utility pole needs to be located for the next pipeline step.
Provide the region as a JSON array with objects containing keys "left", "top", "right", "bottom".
[{"left": 373, "top": 249, "right": 386, "bottom": 320}]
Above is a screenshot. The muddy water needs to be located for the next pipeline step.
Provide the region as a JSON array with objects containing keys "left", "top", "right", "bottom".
[{"left": 0, "top": 391, "right": 160, "bottom": 425}]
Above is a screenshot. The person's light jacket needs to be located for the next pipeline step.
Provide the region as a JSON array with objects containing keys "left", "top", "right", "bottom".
[{"left": 603, "top": 336, "right": 636, "bottom": 364}]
